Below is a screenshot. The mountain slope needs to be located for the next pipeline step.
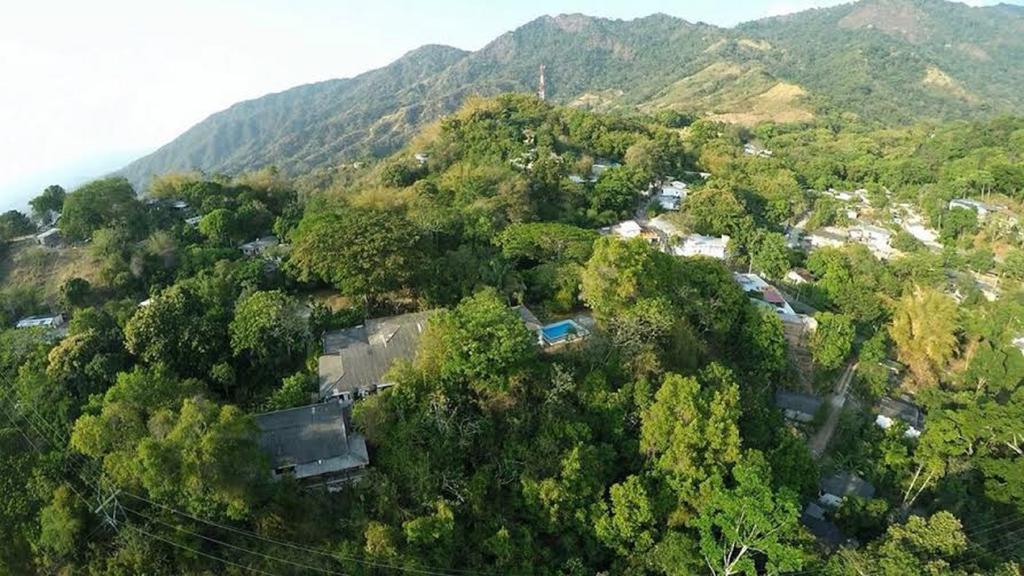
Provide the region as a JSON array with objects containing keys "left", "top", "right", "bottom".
[{"left": 120, "top": 0, "right": 1024, "bottom": 189}]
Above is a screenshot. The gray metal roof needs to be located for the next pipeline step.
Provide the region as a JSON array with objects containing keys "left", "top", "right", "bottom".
[
  {"left": 821, "top": 472, "right": 875, "bottom": 500},
  {"left": 254, "top": 400, "right": 368, "bottom": 480},
  {"left": 877, "top": 397, "right": 924, "bottom": 429},
  {"left": 774, "top": 390, "right": 824, "bottom": 417},
  {"left": 801, "top": 503, "right": 845, "bottom": 546},
  {"left": 319, "top": 311, "right": 434, "bottom": 399},
  {"left": 513, "top": 305, "right": 542, "bottom": 332}
]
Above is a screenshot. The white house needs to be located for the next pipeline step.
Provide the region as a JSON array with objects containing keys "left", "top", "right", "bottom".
[
  {"left": 678, "top": 234, "right": 730, "bottom": 259},
  {"left": 806, "top": 228, "right": 848, "bottom": 250},
  {"left": 733, "top": 273, "right": 796, "bottom": 315},
  {"left": 36, "top": 228, "right": 62, "bottom": 248},
  {"left": 949, "top": 198, "right": 996, "bottom": 220},
  {"left": 16, "top": 313, "right": 65, "bottom": 330},
  {"left": 239, "top": 236, "right": 280, "bottom": 257},
  {"left": 786, "top": 268, "right": 815, "bottom": 285},
  {"left": 184, "top": 216, "right": 202, "bottom": 227},
  {"left": 849, "top": 223, "right": 894, "bottom": 258},
  {"left": 611, "top": 220, "right": 643, "bottom": 240},
  {"left": 1013, "top": 336, "right": 1024, "bottom": 356},
  {"left": 655, "top": 181, "right": 687, "bottom": 211}
]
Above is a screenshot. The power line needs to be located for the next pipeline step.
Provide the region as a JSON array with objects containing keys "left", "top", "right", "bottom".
[{"left": 121, "top": 521, "right": 281, "bottom": 576}]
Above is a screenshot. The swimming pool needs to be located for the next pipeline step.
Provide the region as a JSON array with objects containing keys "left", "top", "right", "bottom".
[{"left": 540, "top": 320, "right": 584, "bottom": 345}]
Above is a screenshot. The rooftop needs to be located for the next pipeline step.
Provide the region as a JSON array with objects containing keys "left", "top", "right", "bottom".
[
  {"left": 821, "top": 472, "right": 875, "bottom": 500},
  {"left": 877, "top": 397, "right": 924, "bottom": 429},
  {"left": 320, "top": 311, "right": 433, "bottom": 399},
  {"left": 774, "top": 390, "right": 823, "bottom": 417},
  {"left": 254, "top": 400, "right": 369, "bottom": 481}
]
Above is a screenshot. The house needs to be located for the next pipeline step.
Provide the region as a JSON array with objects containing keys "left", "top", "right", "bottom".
[
  {"left": 414, "top": 152, "right": 429, "bottom": 165},
  {"left": 656, "top": 190, "right": 684, "bottom": 211},
  {"left": 743, "top": 143, "right": 772, "bottom": 158},
  {"left": 318, "top": 311, "right": 433, "bottom": 401},
  {"left": 849, "top": 223, "right": 894, "bottom": 258},
  {"left": 170, "top": 200, "right": 189, "bottom": 211},
  {"left": 734, "top": 273, "right": 796, "bottom": 315},
  {"left": 806, "top": 228, "right": 848, "bottom": 250},
  {"left": 678, "top": 234, "right": 730, "bottom": 259},
  {"left": 611, "top": 220, "right": 643, "bottom": 240},
  {"left": 819, "top": 472, "right": 875, "bottom": 508},
  {"left": 949, "top": 198, "right": 996, "bottom": 220},
  {"left": 36, "top": 228, "right": 61, "bottom": 248},
  {"left": 254, "top": 399, "right": 369, "bottom": 488},
  {"left": 568, "top": 175, "right": 587, "bottom": 184},
  {"left": 801, "top": 502, "right": 845, "bottom": 546},
  {"left": 875, "top": 397, "right": 925, "bottom": 438},
  {"left": 1013, "top": 336, "right": 1024, "bottom": 356},
  {"left": 786, "top": 268, "right": 815, "bottom": 285},
  {"left": 647, "top": 215, "right": 681, "bottom": 238},
  {"left": 239, "top": 236, "right": 279, "bottom": 257},
  {"left": 184, "top": 216, "right": 202, "bottom": 227},
  {"left": 774, "top": 390, "right": 823, "bottom": 423},
  {"left": 15, "top": 313, "right": 65, "bottom": 330}
]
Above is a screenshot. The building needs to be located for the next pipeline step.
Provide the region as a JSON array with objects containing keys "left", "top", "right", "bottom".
[
  {"left": 819, "top": 472, "right": 875, "bottom": 508},
  {"left": 875, "top": 397, "right": 925, "bottom": 438},
  {"left": 239, "top": 236, "right": 279, "bottom": 257},
  {"left": 801, "top": 502, "right": 844, "bottom": 547},
  {"left": 184, "top": 216, "right": 202, "bottom": 227},
  {"left": 319, "top": 311, "right": 433, "bottom": 401},
  {"left": 611, "top": 220, "right": 643, "bottom": 240},
  {"left": 170, "top": 200, "right": 190, "bottom": 211},
  {"left": 1014, "top": 336, "right": 1024, "bottom": 356},
  {"left": 949, "top": 198, "right": 996, "bottom": 220},
  {"left": 678, "top": 234, "right": 730, "bottom": 259},
  {"left": 743, "top": 143, "right": 773, "bottom": 158},
  {"left": 806, "top": 228, "right": 848, "bottom": 250},
  {"left": 15, "top": 313, "right": 65, "bottom": 330},
  {"left": 647, "top": 215, "right": 681, "bottom": 238},
  {"left": 849, "top": 223, "right": 894, "bottom": 258},
  {"left": 774, "top": 390, "right": 824, "bottom": 423},
  {"left": 414, "top": 152, "right": 429, "bottom": 165},
  {"left": 254, "top": 399, "right": 369, "bottom": 488},
  {"left": 786, "top": 268, "right": 815, "bottom": 285},
  {"left": 734, "top": 273, "right": 796, "bottom": 315},
  {"left": 655, "top": 182, "right": 687, "bottom": 211},
  {"left": 36, "top": 228, "right": 61, "bottom": 248}
]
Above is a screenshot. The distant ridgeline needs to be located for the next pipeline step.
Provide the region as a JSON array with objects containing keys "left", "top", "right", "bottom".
[{"left": 119, "top": 0, "right": 1024, "bottom": 190}]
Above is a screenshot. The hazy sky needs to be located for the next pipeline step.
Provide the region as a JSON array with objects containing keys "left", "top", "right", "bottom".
[{"left": 0, "top": 0, "right": 1010, "bottom": 210}]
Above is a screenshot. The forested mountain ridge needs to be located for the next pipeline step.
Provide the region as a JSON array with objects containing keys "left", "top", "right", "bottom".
[{"left": 119, "top": 0, "right": 1024, "bottom": 189}]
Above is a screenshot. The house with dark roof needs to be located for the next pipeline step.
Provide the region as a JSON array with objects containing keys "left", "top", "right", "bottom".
[
  {"left": 254, "top": 399, "right": 369, "bottom": 488},
  {"left": 819, "top": 472, "right": 875, "bottom": 508},
  {"left": 774, "top": 390, "right": 824, "bottom": 423},
  {"left": 875, "top": 397, "right": 925, "bottom": 438},
  {"left": 318, "top": 311, "right": 433, "bottom": 401},
  {"left": 801, "top": 502, "right": 845, "bottom": 546}
]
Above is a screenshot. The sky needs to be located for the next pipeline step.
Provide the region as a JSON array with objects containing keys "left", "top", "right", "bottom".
[{"left": 0, "top": 0, "right": 1011, "bottom": 211}]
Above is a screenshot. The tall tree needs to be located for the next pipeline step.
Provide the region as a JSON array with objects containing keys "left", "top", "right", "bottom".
[
  {"left": 29, "top": 184, "right": 66, "bottom": 223},
  {"left": 890, "top": 287, "right": 958, "bottom": 387}
]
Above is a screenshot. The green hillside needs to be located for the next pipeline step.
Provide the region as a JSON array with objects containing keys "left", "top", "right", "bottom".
[{"left": 119, "top": 0, "right": 1024, "bottom": 189}]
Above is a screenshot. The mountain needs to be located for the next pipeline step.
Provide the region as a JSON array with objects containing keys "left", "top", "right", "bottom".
[{"left": 120, "top": 0, "right": 1024, "bottom": 189}]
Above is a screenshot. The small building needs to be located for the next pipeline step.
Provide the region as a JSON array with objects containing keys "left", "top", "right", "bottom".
[
  {"left": 611, "top": 220, "right": 643, "bottom": 240},
  {"left": 743, "top": 143, "right": 773, "bottom": 158},
  {"left": 15, "top": 313, "right": 65, "bottom": 330},
  {"left": 184, "top": 216, "right": 202, "bottom": 227},
  {"left": 949, "top": 198, "right": 996, "bottom": 220},
  {"left": 319, "top": 311, "right": 433, "bottom": 401},
  {"left": 819, "top": 472, "right": 875, "bottom": 508},
  {"left": 1013, "top": 336, "right": 1024, "bottom": 356},
  {"left": 875, "top": 397, "right": 924, "bottom": 438},
  {"left": 806, "top": 228, "right": 848, "bottom": 250},
  {"left": 849, "top": 223, "right": 894, "bottom": 258},
  {"left": 36, "top": 228, "right": 61, "bottom": 248},
  {"left": 414, "top": 152, "right": 429, "bottom": 165},
  {"left": 734, "top": 273, "right": 796, "bottom": 315},
  {"left": 568, "top": 175, "right": 587, "bottom": 184},
  {"left": 801, "top": 502, "right": 844, "bottom": 547},
  {"left": 786, "top": 268, "right": 815, "bottom": 285},
  {"left": 647, "top": 215, "right": 681, "bottom": 238},
  {"left": 678, "top": 234, "right": 730, "bottom": 260},
  {"left": 774, "top": 390, "right": 823, "bottom": 423},
  {"left": 170, "top": 200, "right": 190, "bottom": 211},
  {"left": 239, "top": 236, "right": 279, "bottom": 257},
  {"left": 254, "top": 399, "right": 369, "bottom": 488}
]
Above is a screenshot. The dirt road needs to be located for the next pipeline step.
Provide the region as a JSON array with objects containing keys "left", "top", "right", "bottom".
[{"left": 808, "top": 362, "right": 857, "bottom": 459}]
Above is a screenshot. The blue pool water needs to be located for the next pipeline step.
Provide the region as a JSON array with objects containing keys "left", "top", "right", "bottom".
[{"left": 541, "top": 320, "right": 577, "bottom": 342}]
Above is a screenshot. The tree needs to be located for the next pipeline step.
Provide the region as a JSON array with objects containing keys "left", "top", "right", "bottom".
[
  {"left": 595, "top": 475, "right": 657, "bottom": 558},
  {"left": 939, "top": 208, "right": 977, "bottom": 246},
  {"left": 36, "top": 485, "right": 86, "bottom": 561},
  {"left": 288, "top": 206, "right": 421, "bottom": 301},
  {"left": 641, "top": 365, "right": 742, "bottom": 498},
  {"left": 60, "top": 177, "right": 145, "bottom": 241},
  {"left": 590, "top": 166, "right": 643, "bottom": 223},
  {"left": 229, "top": 290, "right": 310, "bottom": 377},
  {"left": 580, "top": 237, "right": 674, "bottom": 320},
  {"left": 495, "top": 222, "right": 597, "bottom": 264},
  {"left": 828, "top": 512, "right": 968, "bottom": 575},
  {"left": 198, "top": 208, "right": 239, "bottom": 246},
  {"left": 810, "top": 312, "right": 855, "bottom": 370},
  {"left": 417, "top": 288, "right": 535, "bottom": 392},
  {"left": 0, "top": 210, "right": 35, "bottom": 241},
  {"left": 29, "top": 184, "right": 66, "bottom": 223},
  {"left": 694, "top": 451, "right": 803, "bottom": 576},
  {"left": 750, "top": 231, "right": 790, "bottom": 280},
  {"left": 58, "top": 278, "right": 91, "bottom": 310},
  {"left": 890, "top": 287, "right": 958, "bottom": 387}
]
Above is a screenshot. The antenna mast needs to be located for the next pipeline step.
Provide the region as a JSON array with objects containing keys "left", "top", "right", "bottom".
[{"left": 537, "top": 64, "right": 547, "bottom": 101}]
